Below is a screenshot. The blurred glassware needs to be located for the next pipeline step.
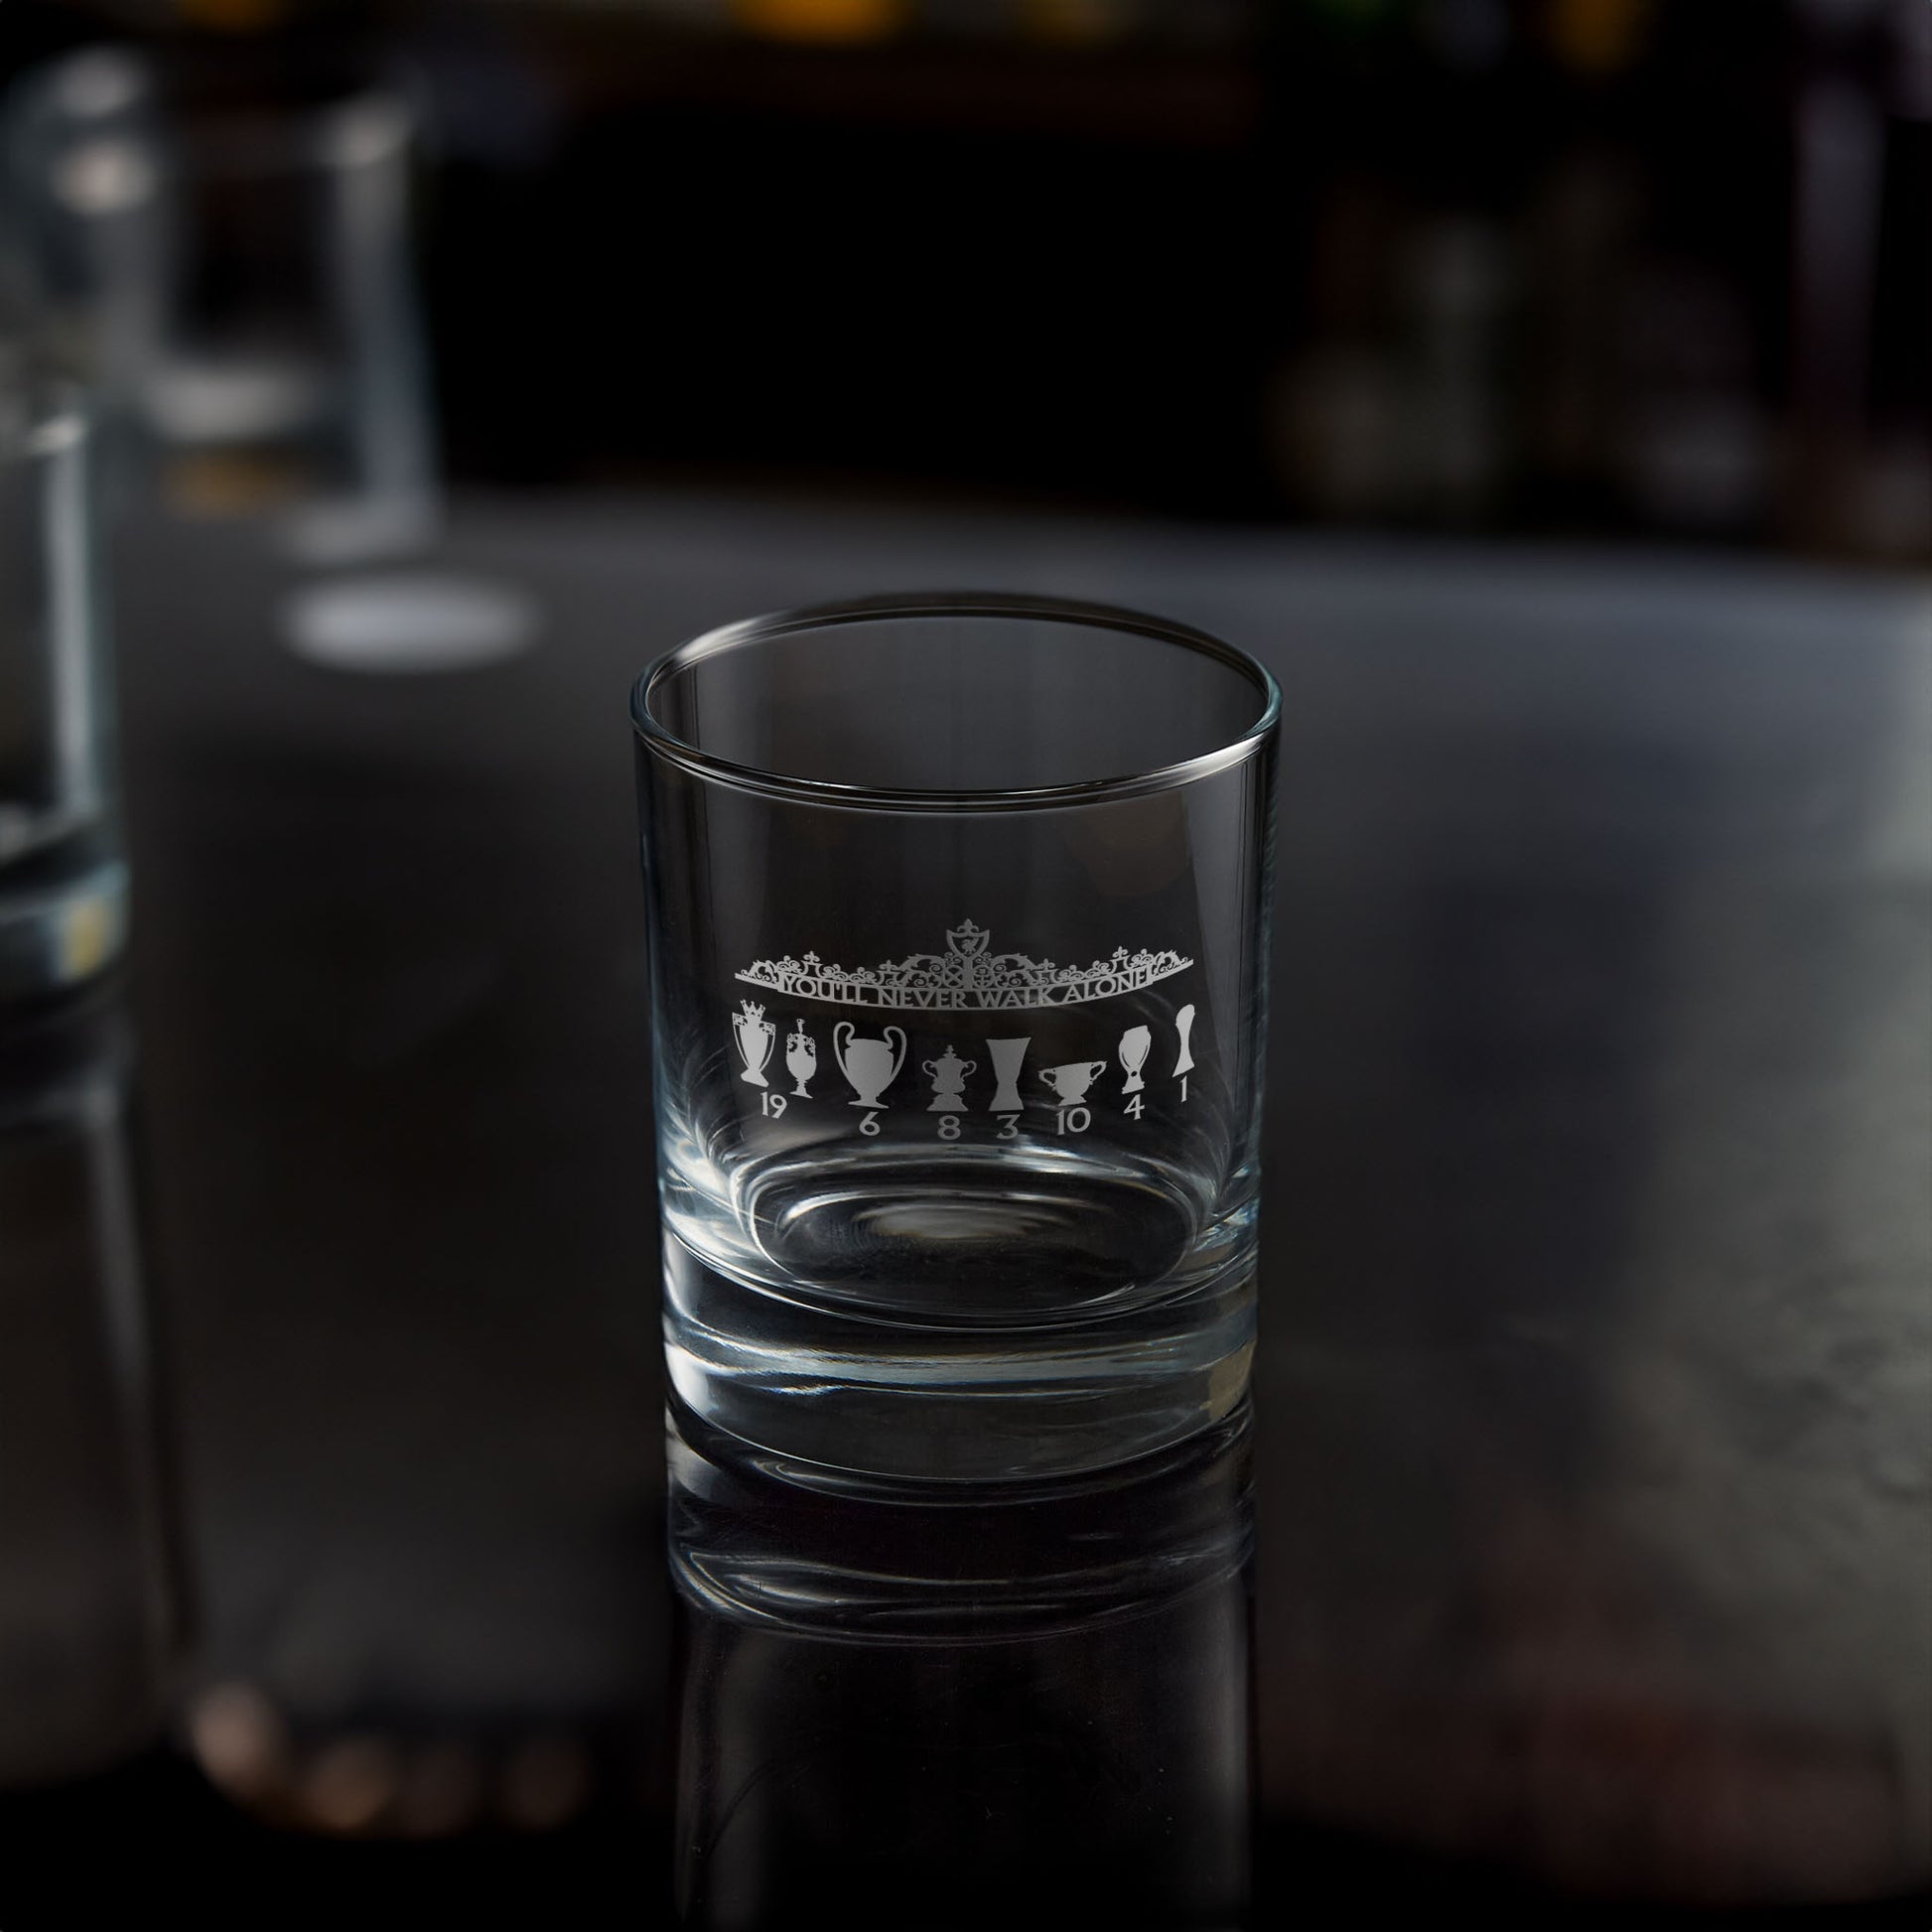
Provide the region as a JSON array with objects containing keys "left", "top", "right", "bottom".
[
  {"left": 4, "top": 46, "right": 437, "bottom": 563},
  {"left": 0, "top": 361, "right": 124, "bottom": 1003},
  {"left": 0, "top": 983, "right": 179, "bottom": 1790},
  {"left": 1618, "top": 260, "right": 1772, "bottom": 534},
  {"left": 1397, "top": 214, "right": 1513, "bottom": 523},
  {"left": 668, "top": 1397, "right": 1254, "bottom": 1928}
]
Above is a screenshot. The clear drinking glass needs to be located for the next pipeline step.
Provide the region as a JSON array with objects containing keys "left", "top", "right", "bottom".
[
  {"left": 5, "top": 47, "right": 436, "bottom": 553},
  {"left": 632, "top": 594, "right": 1279, "bottom": 1479},
  {"left": 0, "top": 371, "right": 124, "bottom": 1001}
]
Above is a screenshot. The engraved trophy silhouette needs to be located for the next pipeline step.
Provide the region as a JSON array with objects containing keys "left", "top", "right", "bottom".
[
  {"left": 922, "top": 1044, "right": 976, "bottom": 1112},
  {"left": 1173, "top": 1004, "right": 1197, "bottom": 1077},
  {"left": 1118, "top": 1025, "right": 1151, "bottom": 1094},
  {"left": 986, "top": 1037, "right": 1030, "bottom": 1114},
  {"left": 1039, "top": 1060, "right": 1107, "bottom": 1106},
  {"left": 733, "top": 1001, "right": 775, "bottom": 1087},
  {"left": 834, "top": 1023, "right": 907, "bottom": 1109},
  {"left": 785, "top": 1023, "right": 816, "bottom": 1098}
]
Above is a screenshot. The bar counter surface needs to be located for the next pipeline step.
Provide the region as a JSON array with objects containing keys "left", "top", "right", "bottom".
[{"left": 1, "top": 491, "right": 1926, "bottom": 1926}]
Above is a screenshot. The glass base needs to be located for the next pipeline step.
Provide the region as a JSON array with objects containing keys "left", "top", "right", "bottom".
[
  {"left": 0, "top": 851, "right": 128, "bottom": 1002},
  {"left": 661, "top": 1229, "right": 1255, "bottom": 1483}
]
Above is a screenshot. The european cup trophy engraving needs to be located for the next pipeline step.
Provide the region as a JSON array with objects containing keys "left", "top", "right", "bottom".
[{"left": 834, "top": 1023, "right": 907, "bottom": 1109}]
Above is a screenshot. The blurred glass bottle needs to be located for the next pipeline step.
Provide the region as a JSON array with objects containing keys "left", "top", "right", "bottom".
[
  {"left": 1268, "top": 0, "right": 1521, "bottom": 524},
  {"left": 0, "top": 337, "right": 125, "bottom": 1005},
  {"left": 1517, "top": 0, "right": 1653, "bottom": 528},
  {"left": 5, "top": 45, "right": 438, "bottom": 563},
  {"left": 0, "top": 983, "right": 180, "bottom": 1790},
  {"left": 669, "top": 1401, "right": 1254, "bottom": 1931},
  {"left": 1787, "top": 0, "right": 1922, "bottom": 552}
]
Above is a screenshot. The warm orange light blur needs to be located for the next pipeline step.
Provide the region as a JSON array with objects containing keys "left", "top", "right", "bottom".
[
  {"left": 1020, "top": 0, "right": 1134, "bottom": 44},
  {"left": 731, "top": 0, "right": 908, "bottom": 46},
  {"left": 1547, "top": 0, "right": 1657, "bottom": 75}
]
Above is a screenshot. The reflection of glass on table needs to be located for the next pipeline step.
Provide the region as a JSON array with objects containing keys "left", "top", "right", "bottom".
[
  {"left": 667, "top": 1397, "right": 1254, "bottom": 1928},
  {"left": 0, "top": 987, "right": 176, "bottom": 1789}
]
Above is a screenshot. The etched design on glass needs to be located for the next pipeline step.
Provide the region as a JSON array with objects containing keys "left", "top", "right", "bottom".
[
  {"left": 1118, "top": 1024, "right": 1151, "bottom": 1094},
  {"left": 833, "top": 1022, "right": 906, "bottom": 1109},
  {"left": 784, "top": 1022, "right": 816, "bottom": 1098},
  {"left": 1173, "top": 1004, "right": 1197, "bottom": 1077},
  {"left": 736, "top": 918, "right": 1191, "bottom": 1013},
  {"left": 921, "top": 1044, "right": 975, "bottom": 1112},
  {"left": 1039, "top": 1060, "right": 1107, "bottom": 1107},
  {"left": 986, "top": 1036, "right": 1030, "bottom": 1113},
  {"left": 733, "top": 1000, "right": 775, "bottom": 1087}
]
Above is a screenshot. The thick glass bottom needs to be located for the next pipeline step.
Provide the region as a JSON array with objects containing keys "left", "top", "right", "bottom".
[
  {"left": 661, "top": 1229, "right": 1256, "bottom": 1482},
  {"left": 0, "top": 840, "right": 127, "bottom": 1000}
]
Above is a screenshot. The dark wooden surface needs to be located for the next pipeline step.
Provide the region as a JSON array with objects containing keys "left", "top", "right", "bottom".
[{"left": 3, "top": 493, "right": 1927, "bottom": 1923}]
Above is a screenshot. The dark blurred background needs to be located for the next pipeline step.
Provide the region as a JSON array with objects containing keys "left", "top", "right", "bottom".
[{"left": 3, "top": 0, "right": 1925, "bottom": 556}]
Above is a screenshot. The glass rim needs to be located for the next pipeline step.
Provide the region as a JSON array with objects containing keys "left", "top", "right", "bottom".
[
  {"left": 23, "top": 46, "right": 415, "bottom": 180},
  {"left": 631, "top": 592, "right": 1281, "bottom": 813}
]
